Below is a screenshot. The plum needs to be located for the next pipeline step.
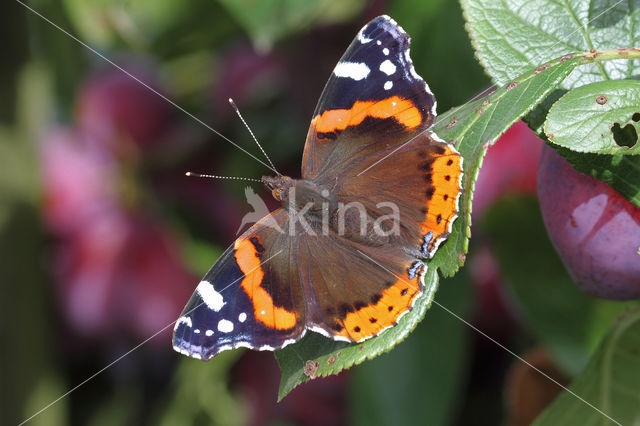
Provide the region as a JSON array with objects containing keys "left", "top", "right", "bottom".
[{"left": 537, "top": 144, "right": 640, "bottom": 300}]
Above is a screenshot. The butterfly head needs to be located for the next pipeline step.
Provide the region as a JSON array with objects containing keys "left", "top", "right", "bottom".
[{"left": 262, "top": 175, "right": 294, "bottom": 201}]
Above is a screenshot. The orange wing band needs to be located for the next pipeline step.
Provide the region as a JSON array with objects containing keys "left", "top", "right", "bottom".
[
  {"left": 234, "top": 237, "right": 298, "bottom": 330},
  {"left": 311, "top": 96, "right": 422, "bottom": 136}
]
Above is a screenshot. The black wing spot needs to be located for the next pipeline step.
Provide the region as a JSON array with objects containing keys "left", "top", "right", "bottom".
[
  {"left": 354, "top": 301, "right": 367, "bottom": 310},
  {"left": 354, "top": 326, "right": 361, "bottom": 333},
  {"left": 418, "top": 159, "right": 434, "bottom": 172},
  {"left": 400, "top": 288, "right": 408, "bottom": 296},
  {"left": 436, "top": 214, "right": 442, "bottom": 224},
  {"left": 339, "top": 303, "right": 354, "bottom": 318},
  {"left": 388, "top": 305, "right": 394, "bottom": 312},
  {"left": 425, "top": 187, "right": 435, "bottom": 199},
  {"left": 444, "top": 194, "right": 449, "bottom": 201},
  {"left": 447, "top": 159, "right": 453, "bottom": 166},
  {"left": 249, "top": 236, "right": 265, "bottom": 253},
  {"left": 445, "top": 175, "right": 451, "bottom": 181},
  {"left": 369, "top": 317, "right": 377, "bottom": 324},
  {"left": 317, "top": 131, "right": 338, "bottom": 141},
  {"left": 331, "top": 322, "right": 344, "bottom": 332}
]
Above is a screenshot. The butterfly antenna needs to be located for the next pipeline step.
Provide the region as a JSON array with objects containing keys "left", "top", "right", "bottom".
[
  {"left": 228, "top": 98, "right": 281, "bottom": 176},
  {"left": 185, "top": 172, "right": 262, "bottom": 183}
]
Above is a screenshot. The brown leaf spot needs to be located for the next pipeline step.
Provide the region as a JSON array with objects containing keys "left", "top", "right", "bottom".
[
  {"left": 303, "top": 360, "right": 319, "bottom": 379},
  {"left": 534, "top": 64, "right": 551, "bottom": 74},
  {"left": 506, "top": 81, "right": 519, "bottom": 90},
  {"left": 558, "top": 54, "right": 575, "bottom": 62}
]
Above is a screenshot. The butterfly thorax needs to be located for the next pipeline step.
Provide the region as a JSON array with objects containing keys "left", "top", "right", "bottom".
[{"left": 263, "top": 175, "right": 396, "bottom": 245}]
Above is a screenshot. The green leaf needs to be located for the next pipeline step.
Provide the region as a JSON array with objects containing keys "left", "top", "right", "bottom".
[
  {"left": 484, "top": 196, "right": 630, "bottom": 375},
  {"left": 349, "top": 272, "right": 472, "bottom": 426},
  {"left": 554, "top": 146, "right": 640, "bottom": 208},
  {"left": 431, "top": 49, "right": 640, "bottom": 278},
  {"left": 431, "top": 52, "right": 582, "bottom": 277},
  {"left": 275, "top": 265, "right": 439, "bottom": 401},
  {"left": 532, "top": 304, "right": 640, "bottom": 425},
  {"left": 217, "top": 0, "right": 365, "bottom": 52},
  {"left": 545, "top": 79, "right": 640, "bottom": 154},
  {"left": 461, "top": 0, "right": 640, "bottom": 88}
]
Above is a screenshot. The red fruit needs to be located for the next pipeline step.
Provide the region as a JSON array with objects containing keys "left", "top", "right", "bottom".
[
  {"left": 473, "top": 120, "right": 542, "bottom": 218},
  {"left": 537, "top": 144, "right": 640, "bottom": 300},
  {"left": 76, "top": 66, "right": 172, "bottom": 149}
]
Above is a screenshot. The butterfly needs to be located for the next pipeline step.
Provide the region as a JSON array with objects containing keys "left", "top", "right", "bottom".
[{"left": 173, "top": 15, "right": 463, "bottom": 360}]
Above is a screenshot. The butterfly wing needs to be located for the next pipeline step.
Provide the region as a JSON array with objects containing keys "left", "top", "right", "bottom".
[
  {"left": 173, "top": 210, "right": 306, "bottom": 360},
  {"left": 301, "top": 15, "right": 435, "bottom": 179},
  {"left": 338, "top": 131, "right": 462, "bottom": 259},
  {"left": 296, "top": 232, "right": 426, "bottom": 342}
]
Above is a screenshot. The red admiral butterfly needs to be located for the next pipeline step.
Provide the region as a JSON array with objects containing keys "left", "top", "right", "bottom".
[{"left": 173, "top": 15, "right": 463, "bottom": 360}]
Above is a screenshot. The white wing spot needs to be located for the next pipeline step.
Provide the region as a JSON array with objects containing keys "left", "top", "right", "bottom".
[
  {"left": 384, "top": 81, "right": 393, "bottom": 90},
  {"left": 218, "top": 319, "right": 234, "bottom": 333},
  {"left": 175, "top": 316, "right": 192, "bottom": 328},
  {"left": 376, "top": 40, "right": 382, "bottom": 45},
  {"left": 333, "top": 61, "right": 371, "bottom": 81},
  {"left": 239, "top": 312, "right": 247, "bottom": 323},
  {"left": 379, "top": 60, "right": 397, "bottom": 75},
  {"left": 194, "top": 329, "right": 200, "bottom": 334},
  {"left": 357, "top": 28, "right": 372, "bottom": 44},
  {"left": 205, "top": 329, "right": 214, "bottom": 336},
  {"left": 383, "top": 48, "right": 389, "bottom": 55},
  {"left": 196, "top": 280, "right": 225, "bottom": 311},
  {"left": 260, "top": 310, "right": 266, "bottom": 316}
]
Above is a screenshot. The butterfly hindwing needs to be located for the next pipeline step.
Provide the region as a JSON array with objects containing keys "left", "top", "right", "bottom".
[
  {"left": 337, "top": 131, "right": 463, "bottom": 259},
  {"left": 172, "top": 210, "right": 306, "bottom": 360},
  {"left": 296, "top": 233, "right": 426, "bottom": 342}
]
